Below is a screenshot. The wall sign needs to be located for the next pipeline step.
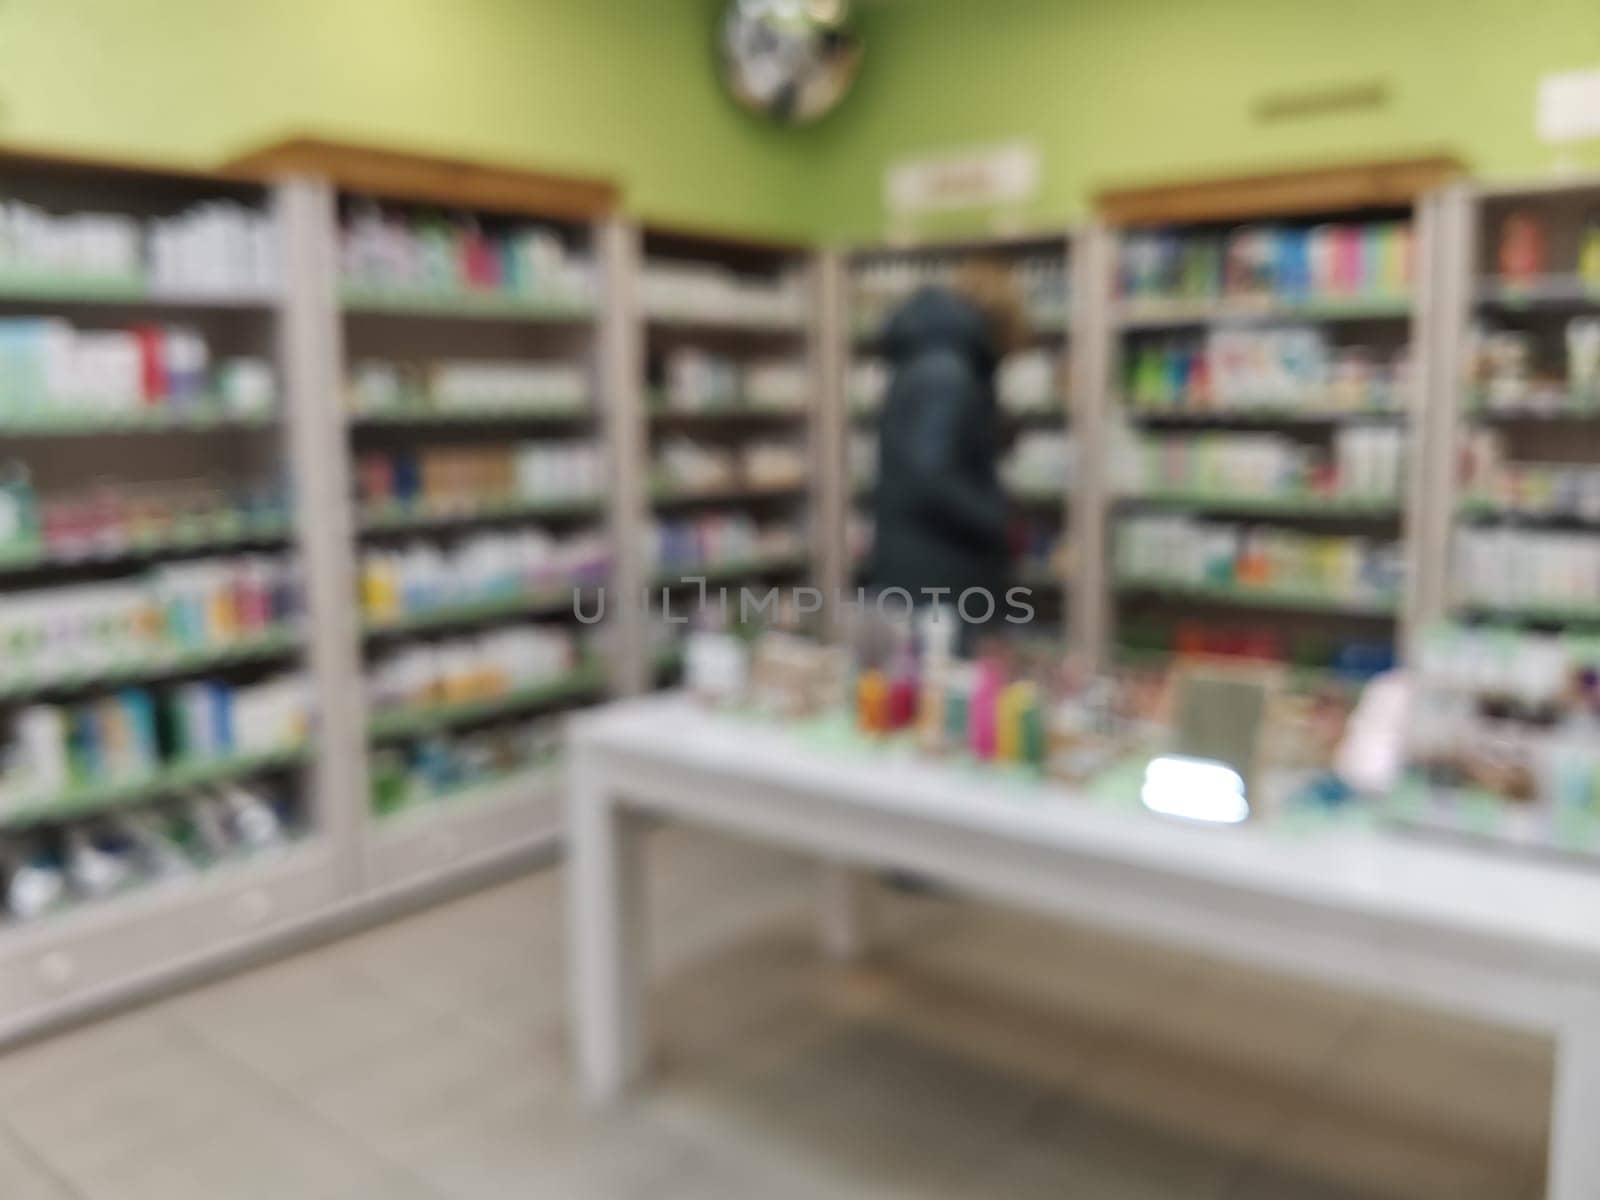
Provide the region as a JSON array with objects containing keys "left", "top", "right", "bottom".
[
  {"left": 884, "top": 141, "right": 1040, "bottom": 217},
  {"left": 1538, "top": 67, "right": 1600, "bottom": 145}
]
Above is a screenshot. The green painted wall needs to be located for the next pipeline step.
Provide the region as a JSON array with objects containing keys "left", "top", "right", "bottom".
[
  {"left": 815, "top": 0, "right": 1600, "bottom": 239},
  {"left": 0, "top": 0, "right": 822, "bottom": 237},
  {"left": 0, "top": 1, "right": 1596, "bottom": 241}
]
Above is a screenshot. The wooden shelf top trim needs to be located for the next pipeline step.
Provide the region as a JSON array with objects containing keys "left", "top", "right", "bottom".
[
  {"left": 1096, "top": 153, "right": 1466, "bottom": 227},
  {"left": 0, "top": 140, "right": 264, "bottom": 193},
  {"left": 225, "top": 135, "right": 619, "bottom": 221}
]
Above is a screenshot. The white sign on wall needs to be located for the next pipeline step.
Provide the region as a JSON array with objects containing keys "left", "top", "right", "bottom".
[
  {"left": 1537, "top": 67, "right": 1600, "bottom": 144},
  {"left": 884, "top": 141, "right": 1040, "bottom": 217}
]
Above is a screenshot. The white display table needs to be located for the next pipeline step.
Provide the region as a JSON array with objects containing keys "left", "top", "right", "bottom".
[{"left": 566, "top": 695, "right": 1600, "bottom": 1198}]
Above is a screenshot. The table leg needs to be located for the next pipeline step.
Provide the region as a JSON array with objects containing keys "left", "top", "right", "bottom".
[
  {"left": 817, "top": 862, "right": 873, "bottom": 962},
  {"left": 1550, "top": 1018, "right": 1600, "bottom": 1199},
  {"left": 567, "top": 748, "right": 648, "bottom": 1105}
]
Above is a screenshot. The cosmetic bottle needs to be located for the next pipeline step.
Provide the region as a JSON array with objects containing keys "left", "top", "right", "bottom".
[
  {"left": 65, "top": 828, "right": 129, "bottom": 898},
  {"left": 855, "top": 670, "right": 887, "bottom": 734},
  {"left": 969, "top": 661, "right": 1001, "bottom": 761}
]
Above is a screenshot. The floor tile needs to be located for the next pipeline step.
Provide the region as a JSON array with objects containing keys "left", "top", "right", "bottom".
[
  {"left": 0, "top": 1123, "right": 78, "bottom": 1199},
  {"left": 0, "top": 1006, "right": 192, "bottom": 1104},
  {"left": 646, "top": 1074, "right": 996, "bottom": 1200},
  {"left": 1322, "top": 1004, "right": 1553, "bottom": 1160},
  {"left": 1066, "top": 1029, "right": 1305, "bottom": 1159},
  {"left": 299, "top": 1015, "right": 562, "bottom": 1152},
  {"left": 648, "top": 874, "right": 814, "bottom": 973},
  {"left": 337, "top": 899, "right": 545, "bottom": 984},
  {"left": 369, "top": 934, "right": 569, "bottom": 1043},
  {"left": 173, "top": 952, "right": 442, "bottom": 1087},
  {"left": 5, "top": 1029, "right": 278, "bottom": 1177},
  {"left": 855, "top": 955, "right": 1113, "bottom": 1089},
  {"left": 67, "top": 1091, "right": 434, "bottom": 1200},
  {"left": 893, "top": 903, "right": 1205, "bottom": 1036},
  {"left": 1255, "top": 1098, "right": 1540, "bottom": 1200},
  {"left": 1227, "top": 1162, "right": 1389, "bottom": 1200},
  {"left": 636, "top": 1153, "right": 820, "bottom": 1200},
  {"left": 979, "top": 1094, "right": 1240, "bottom": 1200},
  {"left": 0, "top": 834, "right": 1558, "bottom": 1200},
  {"left": 651, "top": 1017, "right": 1045, "bottom": 1198},
  {"left": 1126, "top": 958, "right": 1368, "bottom": 1083},
  {"left": 648, "top": 918, "right": 840, "bottom": 1076},
  {"left": 759, "top": 1017, "right": 1046, "bottom": 1137},
  {"left": 387, "top": 1076, "right": 699, "bottom": 1200}
]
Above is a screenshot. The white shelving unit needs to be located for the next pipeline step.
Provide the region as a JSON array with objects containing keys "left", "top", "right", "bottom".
[
  {"left": 629, "top": 223, "right": 825, "bottom": 682},
  {"left": 239, "top": 139, "right": 625, "bottom": 900},
  {"left": 1432, "top": 175, "right": 1600, "bottom": 629},
  {"left": 0, "top": 142, "right": 847, "bottom": 1042},
  {"left": 1093, "top": 181, "right": 1449, "bottom": 676},
  {"left": 0, "top": 149, "right": 339, "bottom": 1038},
  {"left": 0, "top": 140, "right": 631, "bottom": 1043},
  {"left": 1382, "top": 175, "right": 1600, "bottom": 860}
]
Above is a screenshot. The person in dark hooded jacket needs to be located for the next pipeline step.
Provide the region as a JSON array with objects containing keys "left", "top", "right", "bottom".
[{"left": 867, "top": 261, "right": 1023, "bottom": 640}]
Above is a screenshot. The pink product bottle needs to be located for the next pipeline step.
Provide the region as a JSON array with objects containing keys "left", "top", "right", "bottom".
[
  {"left": 888, "top": 647, "right": 919, "bottom": 730},
  {"left": 228, "top": 568, "right": 258, "bottom": 632},
  {"left": 968, "top": 661, "right": 1002, "bottom": 760},
  {"left": 1331, "top": 226, "right": 1362, "bottom": 296},
  {"left": 237, "top": 560, "right": 276, "bottom": 630}
]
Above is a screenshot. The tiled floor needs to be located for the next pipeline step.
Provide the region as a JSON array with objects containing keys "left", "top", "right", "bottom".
[{"left": 0, "top": 828, "right": 1554, "bottom": 1199}]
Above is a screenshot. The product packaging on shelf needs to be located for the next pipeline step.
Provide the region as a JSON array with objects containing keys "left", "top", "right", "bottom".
[
  {"left": 366, "top": 626, "right": 581, "bottom": 715},
  {"left": 1128, "top": 426, "right": 1405, "bottom": 501},
  {"left": 1453, "top": 526, "right": 1600, "bottom": 613},
  {"left": 0, "top": 318, "right": 275, "bottom": 417},
  {"left": 0, "top": 555, "right": 300, "bottom": 682},
  {"left": 368, "top": 716, "right": 564, "bottom": 817},
  {"left": 642, "top": 262, "right": 805, "bottom": 326},
  {"left": 652, "top": 436, "right": 807, "bottom": 495},
  {"left": 341, "top": 206, "right": 592, "bottom": 303},
  {"left": 1117, "top": 514, "right": 1403, "bottom": 605},
  {"left": 1011, "top": 518, "right": 1067, "bottom": 581},
  {"left": 22, "top": 476, "right": 287, "bottom": 560},
  {"left": 742, "top": 441, "right": 807, "bottom": 490},
  {"left": 743, "top": 360, "right": 809, "bottom": 411},
  {"left": 1403, "top": 623, "right": 1600, "bottom": 854},
  {"left": 0, "top": 198, "right": 277, "bottom": 296},
  {"left": 359, "top": 530, "right": 608, "bottom": 622},
  {"left": 1124, "top": 326, "right": 1409, "bottom": 414},
  {"left": 658, "top": 349, "right": 809, "bottom": 412},
  {"left": 850, "top": 251, "right": 1067, "bottom": 334},
  {"left": 1001, "top": 432, "right": 1075, "bottom": 495},
  {"left": 1120, "top": 221, "right": 1412, "bottom": 307},
  {"left": 654, "top": 437, "right": 738, "bottom": 494},
  {"left": 848, "top": 359, "right": 889, "bottom": 413},
  {"left": 850, "top": 432, "right": 877, "bottom": 492},
  {"left": 356, "top": 441, "right": 603, "bottom": 512},
  {"left": 998, "top": 349, "right": 1068, "bottom": 413},
  {"left": 146, "top": 203, "right": 281, "bottom": 296},
  {"left": 647, "top": 512, "right": 806, "bottom": 574},
  {"left": 1, "top": 781, "right": 296, "bottom": 925},
  {"left": 1468, "top": 318, "right": 1600, "bottom": 413},
  {"left": 0, "top": 672, "right": 309, "bottom": 814},
  {"left": 349, "top": 358, "right": 590, "bottom": 414}
]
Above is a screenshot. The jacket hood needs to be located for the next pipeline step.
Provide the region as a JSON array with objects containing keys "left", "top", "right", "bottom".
[{"left": 880, "top": 287, "right": 998, "bottom": 370}]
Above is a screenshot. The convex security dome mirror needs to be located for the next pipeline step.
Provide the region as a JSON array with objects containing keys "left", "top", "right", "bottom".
[{"left": 719, "top": 0, "right": 863, "bottom": 125}]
